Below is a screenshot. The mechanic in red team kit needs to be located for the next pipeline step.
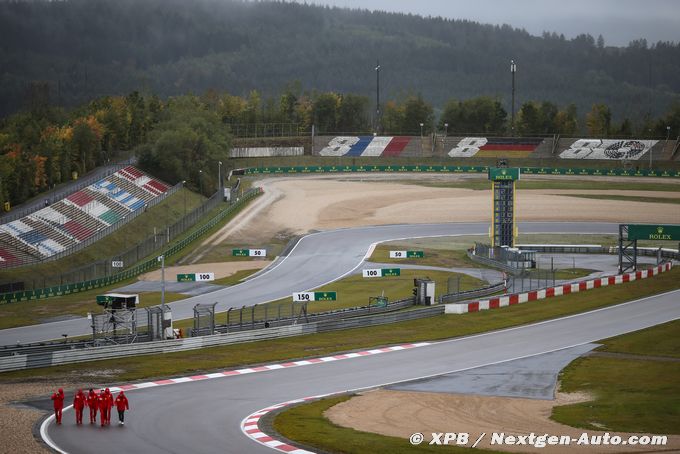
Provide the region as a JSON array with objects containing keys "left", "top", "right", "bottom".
[
  {"left": 97, "top": 389, "right": 109, "bottom": 426},
  {"left": 105, "top": 388, "right": 114, "bottom": 425},
  {"left": 115, "top": 391, "right": 129, "bottom": 425},
  {"left": 51, "top": 388, "right": 65, "bottom": 425},
  {"left": 87, "top": 388, "right": 98, "bottom": 424},
  {"left": 72, "top": 389, "right": 87, "bottom": 425}
]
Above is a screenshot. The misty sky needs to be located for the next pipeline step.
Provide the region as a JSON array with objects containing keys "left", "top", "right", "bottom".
[{"left": 292, "top": 0, "right": 680, "bottom": 47}]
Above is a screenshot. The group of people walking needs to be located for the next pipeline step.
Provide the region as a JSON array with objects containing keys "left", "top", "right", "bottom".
[{"left": 51, "top": 388, "right": 129, "bottom": 426}]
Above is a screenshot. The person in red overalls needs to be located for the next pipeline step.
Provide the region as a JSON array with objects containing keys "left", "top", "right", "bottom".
[
  {"left": 87, "top": 388, "right": 98, "bottom": 424},
  {"left": 72, "top": 389, "right": 87, "bottom": 425},
  {"left": 51, "top": 388, "right": 65, "bottom": 425},
  {"left": 97, "top": 390, "right": 108, "bottom": 427},
  {"left": 104, "top": 388, "right": 114, "bottom": 425},
  {"left": 115, "top": 391, "right": 129, "bottom": 425}
]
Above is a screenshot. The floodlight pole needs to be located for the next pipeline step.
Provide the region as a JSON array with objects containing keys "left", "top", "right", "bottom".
[
  {"left": 510, "top": 60, "right": 517, "bottom": 136},
  {"left": 218, "top": 161, "right": 222, "bottom": 191},
  {"left": 159, "top": 255, "right": 165, "bottom": 311},
  {"left": 375, "top": 59, "right": 381, "bottom": 134}
]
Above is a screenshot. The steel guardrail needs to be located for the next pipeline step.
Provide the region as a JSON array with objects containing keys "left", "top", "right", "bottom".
[{"left": 0, "top": 302, "right": 442, "bottom": 372}]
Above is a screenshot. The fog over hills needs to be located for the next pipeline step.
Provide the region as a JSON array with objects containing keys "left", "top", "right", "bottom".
[{"left": 1, "top": 0, "right": 679, "bottom": 120}]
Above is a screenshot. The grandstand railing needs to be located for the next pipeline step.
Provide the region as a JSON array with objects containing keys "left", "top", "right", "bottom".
[{"left": 0, "top": 159, "right": 135, "bottom": 224}]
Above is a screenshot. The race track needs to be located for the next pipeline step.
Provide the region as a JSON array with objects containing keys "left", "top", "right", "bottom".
[
  {"left": 1, "top": 222, "right": 619, "bottom": 345},
  {"left": 44, "top": 288, "right": 680, "bottom": 454}
]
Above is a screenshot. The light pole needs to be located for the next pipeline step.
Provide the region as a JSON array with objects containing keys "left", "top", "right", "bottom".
[
  {"left": 444, "top": 123, "right": 449, "bottom": 138},
  {"left": 218, "top": 161, "right": 222, "bottom": 192},
  {"left": 420, "top": 122, "right": 424, "bottom": 138},
  {"left": 510, "top": 59, "right": 517, "bottom": 136},
  {"left": 648, "top": 129, "right": 653, "bottom": 170},
  {"left": 199, "top": 169, "right": 203, "bottom": 196},
  {"left": 182, "top": 180, "right": 186, "bottom": 216},
  {"left": 375, "top": 59, "right": 381, "bottom": 134},
  {"left": 158, "top": 254, "right": 165, "bottom": 311}
]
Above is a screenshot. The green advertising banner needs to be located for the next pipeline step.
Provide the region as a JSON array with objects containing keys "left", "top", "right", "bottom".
[
  {"left": 314, "top": 291, "right": 337, "bottom": 301},
  {"left": 232, "top": 249, "right": 249, "bottom": 256},
  {"left": 488, "top": 167, "right": 520, "bottom": 181},
  {"left": 176, "top": 274, "right": 196, "bottom": 282},
  {"left": 406, "top": 251, "right": 424, "bottom": 258},
  {"left": 245, "top": 165, "right": 680, "bottom": 178},
  {"left": 381, "top": 268, "right": 401, "bottom": 276},
  {"left": 628, "top": 224, "right": 680, "bottom": 241}
]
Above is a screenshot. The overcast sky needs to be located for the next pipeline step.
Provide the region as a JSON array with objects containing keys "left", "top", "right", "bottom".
[{"left": 291, "top": 0, "right": 680, "bottom": 47}]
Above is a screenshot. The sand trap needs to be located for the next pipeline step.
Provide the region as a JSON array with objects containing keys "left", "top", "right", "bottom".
[
  {"left": 225, "top": 176, "right": 680, "bottom": 243},
  {"left": 138, "top": 260, "right": 270, "bottom": 281},
  {"left": 326, "top": 389, "right": 680, "bottom": 453}
]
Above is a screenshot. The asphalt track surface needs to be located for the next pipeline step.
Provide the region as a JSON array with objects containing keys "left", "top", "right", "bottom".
[
  {"left": 1, "top": 222, "right": 620, "bottom": 345},
  {"left": 45, "top": 288, "right": 680, "bottom": 454}
]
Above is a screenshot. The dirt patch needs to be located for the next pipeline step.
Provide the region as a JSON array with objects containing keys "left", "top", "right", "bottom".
[
  {"left": 138, "top": 260, "right": 270, "bottom": 281},
  {"left": 326, "top": 389, "right": 680, "bottom": 452},
  {"left": 0, "top": 381, "right": 90, "bottom": 454},
  {"left": 225, "top": 176, "right": 680, "bottom": 243}
]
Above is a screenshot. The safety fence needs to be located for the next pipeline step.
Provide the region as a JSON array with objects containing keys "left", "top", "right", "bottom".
[
  {"left": 0, "top": 188, "right": 262, "bottom": 304},
  {"left": 244, "top": 164, "right": 680, "bottom": 178},
  {"left": 0, "top": 303, "right": 443, "bottom": 372},
  {"left": 438, "top": 281, "right": 506, "bottom": 304},
  {"left": 203, "top": 296, "right": 416, "bottom": 335}
]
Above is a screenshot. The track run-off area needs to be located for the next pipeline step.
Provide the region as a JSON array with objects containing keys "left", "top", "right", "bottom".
[
  {"left": 2, "top": 221, "right": 621, "bottom": 345},
  {"left": 43, "top": 288, "right": 680, "bottom": 453}
]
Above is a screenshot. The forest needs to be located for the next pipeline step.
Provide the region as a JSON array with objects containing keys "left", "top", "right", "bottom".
[
  {"left": 1, "top": 87, "right": 679, "bottom": 210},
  {"left": 1, "top": 0, "right": 679, "bottom": 121}
]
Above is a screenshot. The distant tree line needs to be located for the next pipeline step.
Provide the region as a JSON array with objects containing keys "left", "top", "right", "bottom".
[
  {"left": 2, "top": 88, "right": 679, "bottom": 208},
  {"left": 1, "top": 0, "right": 679, "bottom": 122}
]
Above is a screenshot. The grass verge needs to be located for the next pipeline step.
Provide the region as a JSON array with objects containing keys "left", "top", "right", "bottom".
[
  {"left": 552, "top": 320, "right": 680, "bottom": 434},
  {"left": 272, "top": 395, "right": 502, "bottom": 454},
  {"left": 1, "top": 267, "right": 677, "bottom": 383},
  {"left": 0, "top": 290, "right": 188, "bottom": 330}
]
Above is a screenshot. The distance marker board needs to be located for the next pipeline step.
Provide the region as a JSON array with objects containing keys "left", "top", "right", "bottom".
[
  {"left": 389, "top": 250, "right": 424, "bottom": 258},
  {"left": 292, "top": 291, "right": 337, "bottom": 302},
  {"left": 177, "top": 272, "right": 215, "bottom": 282}
]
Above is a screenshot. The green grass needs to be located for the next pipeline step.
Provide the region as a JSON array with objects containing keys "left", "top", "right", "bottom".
[
  {"left": 596, "top": 319, "right": 680, "bottom": 358},
  {"left": 2, "top": 267, "right": 677, "bottom": 383},
  {"left": 0, "top": 290, "right": 188, "bottom": 331},
  {"left": 552, "top": 319, "right": 680, "bottom": 434},
  {"left": 563, "top": 194, "right": 680, "bottom": 205},
  {"left": 398, "top": 177, "right": 680, "bottom": 192},
  {"left": 369, "top": 245, "right": 482, "bottom": 269},
  {"left": 212, "top": 269, "right": 262, "bottom": 286},
  {"left": 273, "top": 395, "right": 500, "bottom": 454}
]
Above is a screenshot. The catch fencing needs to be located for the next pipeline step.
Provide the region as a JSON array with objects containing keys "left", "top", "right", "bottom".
[{"left": 0, "top": 302, "right": 443, "bottom": 372}]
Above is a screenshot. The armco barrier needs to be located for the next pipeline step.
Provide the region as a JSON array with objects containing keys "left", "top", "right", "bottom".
[
  {"left": 244, "top": 165, "right": 680, "bottom": 178},
  {"left": 445, "top": 262, "right": 673, "bottom": 314},
  {"left": 0, "top": 188, "right": 262, "bottom": 304},
  {"left": 0, "top": 304, "right": 443, "bottom": 372}
]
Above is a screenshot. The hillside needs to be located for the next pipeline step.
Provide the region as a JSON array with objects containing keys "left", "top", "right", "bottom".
[{"left": 1, "top": 0, "right": 679, "bottom": 120}]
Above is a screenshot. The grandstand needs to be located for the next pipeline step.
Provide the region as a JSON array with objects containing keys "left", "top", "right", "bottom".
[
  {"left": 447, "top": 137, "right": 545, "bottom": 158},
  {"left": 0, "top": 166, "right": 171, "bottom": 268},
  {"left": 558, "top": 138, "right": 659, "bottom": 160},
  {"left": 317, "top": 136, "right": 419, "bottom": 157}
]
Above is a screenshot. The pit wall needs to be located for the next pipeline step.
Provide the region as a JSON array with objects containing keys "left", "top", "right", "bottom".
[{"left": 445, "top": 262, "right": 672, "bottom": 314}]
